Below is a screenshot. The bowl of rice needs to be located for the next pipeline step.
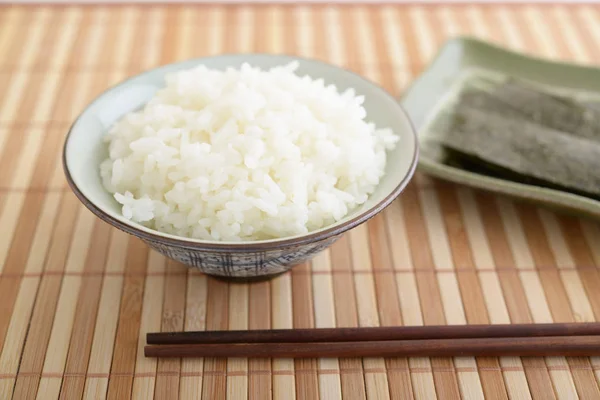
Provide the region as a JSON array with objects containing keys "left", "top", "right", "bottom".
[{"left": 63, "top": 54, "right": 418, "bottom": 280}]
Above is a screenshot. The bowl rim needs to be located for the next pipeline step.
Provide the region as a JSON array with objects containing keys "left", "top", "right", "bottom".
[{"left": 63, "top": 53, "right": 419, "bottom": 252}]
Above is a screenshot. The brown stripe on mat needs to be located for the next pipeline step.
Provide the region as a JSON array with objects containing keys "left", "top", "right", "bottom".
[
  {"left": 477, "top": 194, "right": 558, "bottom": 399},
  {"left": 226, "top": 281, "right": 249, "bottom": 398},
  {"left": 435, "top": 185, "right": 510, "bottom": 399},
  {"left": 292, "top": 262, "right": 320, "bottom": 400},
  {"left": 458, "top": 188, "right": 535, "bottom": 398},
  {"left": 559, "top": 218, "right": 600, "bottom": 318},
  {"left": 0, "top": 9, "right": 41, "bottom": 72},
  {"left": 541, "top": 7, "right": 584, "bottom": 63},
  {"left": 57, "top": 218, "right": 112, "bottom": 399},
  {"left": 401, "top": 187, "right": 462, "bottom": 399},
  {"left": 159, "top": 7, "right": 179, "bottom": 66},
  {"left": 270, "top": 272, "right": 296, "bottom": 398},
  {"left": 154, "top": 261, "right": 188, "bottom": 399},
  {"left": 131, "top": 250, "right": 166, "bottom": 398},
  {"left": 253, "top": 5, "right": 269, "bottom": 54},
  {"left": 105, "top": 239, "right": 150, "bottom": 400},
  {"left": 505, "top": 5, "right": 545, "bottom": 58},
  {"left": 311, "top": 250, "right": 343, "bottom": 399},
  {"left": 478, "top": 6, "right": 506, "bottom": 46},
  {"left": 567, "top": 6, "right": 600, "bottom": 65},
  {"left": 0, "top": 191, "right": 48, "bottom": 349},
  {"left": 11, "top": 193, "right": 80, "bottom": 399},
  {"left": 201, "top": 276, "right": 229, "bottom": 400},
  {"left": 370, "top": 6, "right": 400, "bottom": 95},
  {"left": 368, "top": 214, "right": 414, "bottom": 399},
  {"left": 418, "top": 187, "right": 486, "bottom": 397},
  {"left": 0, "top": 47, "right": 63, "bottom": 204},
  {"left": 248, "top": 280, "right": 271, "bottom": 398},
  {"left": 32, "top": 206, "right": 95, "bottom": 397},
  {"left": 0, "top": 193, "right": 62, "bottom": 399},
  {"left": 81, "top": 231, "right": 130, "bottom": 398},
  {"left": 516, "top": 205, "right": 599, "bottom": 396},
  {"left": 507, "top": 204, "right": 580, "bottom": 397},
  {"left": 0, "top": 9, "right": 25, "bottom": 64},
  {"left": 179, "top": 269, "right": 207, "bottom": 398},
  {"left": 330, "top": 235, "right": 368, "bottom": 400}
]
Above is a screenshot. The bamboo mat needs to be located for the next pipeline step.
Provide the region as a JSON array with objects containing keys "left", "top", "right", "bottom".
[{"left": 2, "top": 3, "right": 600, "bottom": 400}]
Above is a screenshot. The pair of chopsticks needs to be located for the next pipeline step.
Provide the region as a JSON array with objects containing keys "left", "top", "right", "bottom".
[{"left": 145, "top": 323, "right": 600, "bottom": 358}]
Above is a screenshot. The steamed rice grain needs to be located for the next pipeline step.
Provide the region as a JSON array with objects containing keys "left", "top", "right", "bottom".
[{"left": 100, "top": 62, "right": 399, "bottom": 241}]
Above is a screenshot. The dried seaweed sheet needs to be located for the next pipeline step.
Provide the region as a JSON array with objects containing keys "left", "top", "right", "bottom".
[
  {"left": 458, "top": 78, "right": 600, "bottom": 142},
  {"left": 430, "top": 104, "right": 600, "bottom": 198},
  {"left": 445, "top": 149, "right": 600, "bottom": 201}
]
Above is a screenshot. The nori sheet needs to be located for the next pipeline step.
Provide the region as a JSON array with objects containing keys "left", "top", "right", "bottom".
[
  {"left": 429, "top": 102, "right": 600, "bottom": 198},
  {"left": 458, "top": 78, "right": 600, "bottom": 142}
]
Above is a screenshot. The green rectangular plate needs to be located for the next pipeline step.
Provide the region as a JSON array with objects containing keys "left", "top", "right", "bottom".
[{"left": 400, "top": 36, "right": 600, "bottom": 220}]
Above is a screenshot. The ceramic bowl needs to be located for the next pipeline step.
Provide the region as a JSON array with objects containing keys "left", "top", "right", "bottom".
[{"left": 63, "top": 54, "right": 418, "bottom": 281}]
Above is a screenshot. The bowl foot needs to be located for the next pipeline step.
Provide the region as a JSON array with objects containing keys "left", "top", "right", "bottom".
[{"left": 208, "top": 271, "right": 287, "bottom": 283}]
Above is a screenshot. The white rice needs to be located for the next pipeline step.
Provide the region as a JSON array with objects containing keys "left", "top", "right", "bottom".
[{"left": 100, "top": 62, "right": 399, "bottom": 241}]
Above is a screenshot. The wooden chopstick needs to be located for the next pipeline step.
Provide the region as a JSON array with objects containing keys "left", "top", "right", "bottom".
[
  {"left": 146, "top": 322, "right": 600, "bottom": 345},
  {"left": 144, "top": 335, "right": 600, "bottom": 358}
]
